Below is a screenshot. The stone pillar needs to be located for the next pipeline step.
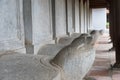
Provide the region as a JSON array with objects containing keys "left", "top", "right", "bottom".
[
  {"left": 80, "top": 0, "right": 85, "bottom": 33},
  {"left": 51, "top": 0, "right": 56, "bottom": 39},
  {"left": 75, "top": 0, "right": 80, "bottom": 33},
  {"left": 79, "top": 0, "right": 88, "bottom": 33},
  {"left": 67, "top": 0, "right": 74, "bottom": 34},
  {"left": 84, "top": 1, "right": 87, "bottom": 33},
  {"left": 72, "top": 0, "right": 75, "bottom": 32},
  {"left": 86, "top": 0, "right": 90, "bottom": 32},
  {"left": 65, "top": 0, "right": 69, "bottom": 35},
  {"left": 31, "top": 0, "right": 54, "bottom": 54},
  {"left": 23, "top": 0, "right": 34, "bottom": 54},
  {"left": 89, "top": 8, "right": 93, "bottom": 29},
  {"left": 55, "top": 0, "right": 67, "bottom": 37}
]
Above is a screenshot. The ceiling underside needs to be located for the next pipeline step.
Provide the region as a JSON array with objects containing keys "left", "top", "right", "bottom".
[{"left": 89, "top": 0, "right": 109, "bottom": 8}]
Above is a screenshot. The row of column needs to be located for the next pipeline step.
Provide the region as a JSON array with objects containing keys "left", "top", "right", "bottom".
[
  {"left": 23, "top": 0, "right": 92, "bottom": 54},
  {"left": 0, "top": 0, "right": 92, "bottom": 54}
]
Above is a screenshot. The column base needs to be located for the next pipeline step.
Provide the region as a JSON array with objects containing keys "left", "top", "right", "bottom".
[
  {"left": 109, "top": 46, "right": 115, "bottom": 51},
  {"left": 25, "top": 45, "right": 34, "bottom": 54},
  {"left": 111, "top": 63, "right": 120, "bottom": 69}
]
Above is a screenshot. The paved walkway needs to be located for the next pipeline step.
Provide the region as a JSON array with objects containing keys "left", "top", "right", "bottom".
[{"left": 86, "top": 33, "right": 120, "bottom": 80}]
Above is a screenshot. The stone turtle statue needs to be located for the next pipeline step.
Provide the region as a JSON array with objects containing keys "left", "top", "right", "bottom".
[
  {"left": 41, "top": 29, "right": 102, "bottom": 57},
  {"left": 89, "top": 30, "right": 103, "bottom": 45},
  {"left": 38, "top": 33, "right": 87, "bottom": 56},
  {"left": 57, "top": 33, "right": 81, "bottom": 45},
  {"left": 0, "top": 34, "right": 95, "bottom": 80},
  {"left": 51, "top": 35, "right": 95, "bottom": 80}
]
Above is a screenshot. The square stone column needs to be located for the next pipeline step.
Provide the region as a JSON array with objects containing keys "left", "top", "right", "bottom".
[{"left": 23, "top": 0, "right": 34, "bottom": 54}]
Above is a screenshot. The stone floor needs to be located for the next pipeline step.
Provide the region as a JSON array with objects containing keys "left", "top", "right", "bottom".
[{"left": 86, "top": 33, "right": 120, "bottom": 80}]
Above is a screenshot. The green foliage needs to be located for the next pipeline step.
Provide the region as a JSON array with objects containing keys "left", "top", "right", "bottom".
[{"left": 106, "top": 22, "right": 109, "bottom": 29}]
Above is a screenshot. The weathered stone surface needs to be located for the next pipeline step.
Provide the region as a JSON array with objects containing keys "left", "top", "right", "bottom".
[
  {"left": 0, "top": 33, "right": 96, "bottom": 80},
  {"left": 75, "top": 0, "right": 80, "bottom": 33},
  {"left": 0, "top": 0, "right": 18, "bottom": 41},
  {"left": 37, "top": 44, "right": 65, "bottom": 56},
  {"left": 57, "top": 33, "right": 81, "bottom": 45},
  {"left": 37, "top": 35, "right": 73, "bottom": 56},
  {"left": 51, "top": 35, "right": 95, "bottom": 80},
  {"left": 70, "top": 33, "right": 81, "bottom": 38},
  {"left": 32, "top": 0, "right": 53, "bottom": 44},
  {"left": 56, "top": 30, "right": 102, "bottom": 48},
  {"left": 67, "top": 0, "right": 74, "bottom": 33},
  {"left": 38, "top": 33, "right": 88, "bottom": 56},
  {"left": 55, "top": 0, "right": 67, "bottom": 37},
  {"left": 90, "top": 30, "right": 103, "bottom": 45},
  {"left": 56, "top": 35, "right": 70, "bottom": 45},
  {"left": 0, "top": 52, "right": 62, "bottom": 80},
  {"left": 0, "top": 29, "right": 101, "bottom": 80},
  {"left": 0, "top": 0, "right": 24, "bottom": 51}
]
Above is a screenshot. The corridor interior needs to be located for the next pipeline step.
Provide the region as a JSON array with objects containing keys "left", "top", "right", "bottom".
[{"left": 86, "top": 33, "right": 120, "bottom": 80}]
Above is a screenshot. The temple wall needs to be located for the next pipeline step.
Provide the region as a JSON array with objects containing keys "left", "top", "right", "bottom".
[
  {"left": 0, "top": 0, "right": 91, "bottom": 54},
  {"left": 0, "top": 0, "right": 24, "bottom": 51}
]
